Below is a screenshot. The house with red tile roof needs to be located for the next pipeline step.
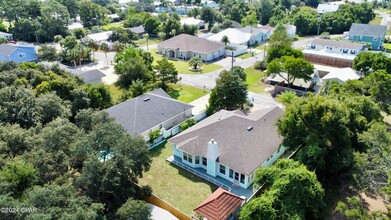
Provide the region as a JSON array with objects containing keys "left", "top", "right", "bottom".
[{"left": 194, "top": 188, "right": 244, "bottom": 220}]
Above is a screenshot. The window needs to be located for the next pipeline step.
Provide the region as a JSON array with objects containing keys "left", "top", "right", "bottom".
[
  {"left": 240, "top": 174, "right": 245, "bottom": 184},
  {"left": 310, "top": 45, "right": 316, "bottom": 49},
  {"left": 18, "top": 53, "right": 26, "bottom": 58},
  {"left": 351, "top": 50, "right": 356, "bottom": 55},
  {"left": 195, "top": 156, "right": 200, "bottom": 164},
  {"left": 183, "top": 152, "right": 192, "bottom": 163},
  {"left": 374, "top": 37, "right": 378, "bottom": 41},
  {"left": 229, "top": 169, "right": 233, "bottom": 178},
  {"left": 159, "top": 124, "right": 163, "bottom": 129},
  {"left": 219, "top": 164, "right": 226, "bottom": 175},
  {"left": 234, "top": 172, "right": 239, "bottom": 181},
  {"left": 202, "top": 157, "right": 207, "bottom": 166},
  {"left": 342, "top": 49, "right": 348, "bottom": 54}
]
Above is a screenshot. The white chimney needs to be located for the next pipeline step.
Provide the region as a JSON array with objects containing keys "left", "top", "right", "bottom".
[
  {"left": 207, "top": 139, "right": 219, "bottom": 161},
  {"left": 206, "top": 139, "right": 219, "bottom": 177}
]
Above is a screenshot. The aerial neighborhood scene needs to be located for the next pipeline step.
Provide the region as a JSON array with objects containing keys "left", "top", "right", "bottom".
[{"left": 0, "top": 0, "right": 391, "bottom": 219}]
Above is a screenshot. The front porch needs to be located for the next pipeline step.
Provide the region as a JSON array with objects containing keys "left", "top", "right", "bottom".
[{"left": 167, "top": 155, "right": 255, "bottom": 199}]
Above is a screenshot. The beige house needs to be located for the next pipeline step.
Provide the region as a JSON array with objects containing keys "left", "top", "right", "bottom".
[{"left": 157, "top": 34, "right": 225, "bottom": 62}]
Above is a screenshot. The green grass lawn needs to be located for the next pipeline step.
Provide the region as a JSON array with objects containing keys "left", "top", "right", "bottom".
[
  {"left": 370, "top": 16, "right": 382, "bottom": 25},
  {"left": 106, "top": 84, "right": 124, "bottom": 104},
  {"left": 135, "top": 38, "right": 160, "bottom": 47},
  {"left": 244, "top": 66, "right": 266, "bottom": 93},
  {"left": 384, "top": 43, "right": 391, "bottom": 53},
  {"left": 101, "top": 23, "right": 124, "bottom": 31},
  {"left": 150, "top": 49, "right": 223, "bottom": 74},
  {"left": 138, "top": 142, "right": 217, "bottom": 215},
  {"left": 236, "top": 51, "right": 259, "bottom": 59},
  {"left": 167, "top": 84, "right": 209, "bottom": 103}
]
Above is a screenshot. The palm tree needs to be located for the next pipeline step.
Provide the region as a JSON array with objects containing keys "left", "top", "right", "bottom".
[
  {"left": 170, "top": 29, "right": 176, "bottom": 37},
  {"left": 143, "top": 33, "right": 149, "bottom": 51},
  {"left": 188, "top": 57, "right": 203, "bottom": 70},
  {"left": 221, "top": 35, "right": 230, "bottom": 45},
  {"left": 86, "top": 40, "right": 99, "bottom": 61},
  {"left": 100, "top": 42, "right": 110, "bottom": 65},
  {"left": 113, "top": 41, "right": 125, "bottom": 53}
]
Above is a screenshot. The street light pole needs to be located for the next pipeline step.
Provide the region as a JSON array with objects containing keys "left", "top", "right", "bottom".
[{"left": 263, "top": 40, "right": 267, "bottom": 61}]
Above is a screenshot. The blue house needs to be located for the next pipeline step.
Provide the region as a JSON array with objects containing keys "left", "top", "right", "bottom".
[
  {"left": 0, "top": 44, "right": 37, "bottom": 62},
  {"left": 348, "top": 23, "right": 387, "bottom": 50}
]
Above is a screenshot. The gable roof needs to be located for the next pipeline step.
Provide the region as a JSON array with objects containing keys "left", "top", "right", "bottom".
[
  {"left": 128, "top": 25, "right": 145, "bottom": 34},
  {"left": 0, "top": 31, "right": 12, "bottom": 37},
  {"left": 79, "top": 69, "right": 106, "bottom": 83},
  {"left": 322, "top": 67, "right": 361, "bottom": 82},
  {"left": 258, "top": 24, "right": 274, "bottom": 32},
  {"left": 241, "top": 26, "right": 268, "bottom": 35},
  {"left": 0, "top": 44, "right": 36, "bottom": 57},
  {"left": 311, "top": 38, "right": 364, "bottom": 50},
  {"left": 194, "top": 188, "right": 244, "bottom": 220},
  {"left": 317, "top": 4, "right": 339, "bottom": 14},
  {"left": 180, "top": 17, "right": 204, "bottom": 26},
  {"left": 158, "top": 34, "right": 224, "bottom": 54},
  {"left": 105, "top": 88, "right": 193, "bottom": 135},
  {"left": 169, "top": 106, "right": 283, "bottom": 175},
  {"left": 349, "top": 23, "right": 387, "bottom": 38},
  {"left": 207, "top": 28, "right": 252, "bottom": 45}
]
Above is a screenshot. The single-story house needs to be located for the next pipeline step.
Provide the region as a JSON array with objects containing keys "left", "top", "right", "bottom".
[
  {"left": 158, "top": 34, "right": 225, "bottom": 62},
  {"left": 348, "top": 23, "right": 387, "bottom": 50},
  {"left": 83, "top": 31, "right": 113, "bottom": 44},
  {"left": 180, "top": 17, "right": 205, "bottom": 29},
  {"left": 317, "top": 3, "right": 339, "bottom": 14},
  {"left": 0, "top": 44, "right": 37, "bottom": 62},
  {"left": 267, "top": 70, "right": 321, "bottom": 95},
  {"left": 127, "top": 25, "right": 146, "bottom": 37},
  {"left": 194, "top": 188, "right": 244, "bottom": 220},
  {"left": 202, "top": 0, "right": 219, "bottom": 9},
  {"left": 207, "top": 28, "right": 252, "bottom": 45},
  {"left": 308, "top": 39, "right": 365, "bottom": 55},
  {"left": 241, "top": 26, "right": 268, "bottom": 44},
  {"left": 169, "top": 106, "right": 285, "bottom": 189},
  {"left": 322, "top": 67, "right": 361, "bottom": 84},
  {"left": 107, "top": 14, "right": 120, "bottom": 22},
  {"left": 79, "top": 69, "right": 106, "bottom": 84},
  {"left": 105, "top": 88, "right": 194, "bottom": 137},
  {"left": 258, "top": 24, "right": 274, "bottom": 40},
  {"left": 0, "top": 31, "right": 13, "bottom": 40}
]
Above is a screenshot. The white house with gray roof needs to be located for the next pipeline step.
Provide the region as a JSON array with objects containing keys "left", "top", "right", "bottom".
[
  {"left": 105, "top": 88, "right": 193, "bottom": 138},
  {"left": 169, "top": 106, "right": 285, "bottom": 189}
]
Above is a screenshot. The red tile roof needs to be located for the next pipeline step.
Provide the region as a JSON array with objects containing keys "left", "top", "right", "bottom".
[{"left": 194, "top": 188, "right": 244, "bottom": 220}]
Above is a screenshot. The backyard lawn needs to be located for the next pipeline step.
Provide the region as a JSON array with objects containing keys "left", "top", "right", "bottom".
[
  {"left": 236, "top": 50, "right": 260, "bottom": 59},
  {"left": 167, "top": 84, "right": 209, "bottom": 103},
  {"left": 150, "top": 49, "right": 223, "bottom": 74},
  {"left": 369, "top": 15, "right": 382, "bottom": 25},
  {"left": 101, "top": 22, "right": 124, "bottom": 31},
  {"left": 135, "top": 38, "right": 160, "bottom": 47},
  {"left": 138, "top": 142, "right": 217, "bottom": 216},
  {"left": 244, "top": 66, "right": 266, "bottom": 93}
]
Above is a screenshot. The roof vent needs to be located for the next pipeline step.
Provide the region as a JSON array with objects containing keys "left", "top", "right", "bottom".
[
  {"left": 247, "top": 126, "right": 253, "bottom": 131},
  {"left": 144, "top": 97, "right": 150, "bottom": 102}
]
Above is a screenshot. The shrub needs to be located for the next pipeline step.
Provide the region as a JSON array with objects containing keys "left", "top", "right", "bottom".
[
  {"left": 148, "top": 130, "right": 161, "bottom": 144},
  {"left": 254, "top": 60, "right": 267, "bottom": 71},
  {"left": 180, "top": 118, "right": 196, "bottom": 131},
  {"left": 276, "top": 91, "right": 297, "bottom": 104}
]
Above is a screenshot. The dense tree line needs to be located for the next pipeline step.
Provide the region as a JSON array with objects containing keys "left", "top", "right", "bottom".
[{"left": 0, "top": 61, "right": 152, "bottom": 219}]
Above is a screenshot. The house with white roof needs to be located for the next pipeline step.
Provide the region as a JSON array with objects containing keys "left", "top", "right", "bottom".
[
  {"left": 207, "top": 28, "right": 252, "bottom": 45},
  {"left": 0, "top": 31, "right": 13, "bottom": 41},
  {"left": 83, "top": 31, "right": 113, "bottom": 44},
  {"left": 322, "top": 67, "right": 361, "bottom": 84},
  {"left": 202, "top": 0, "right": 219, "bottom": 9},
  {"left": 180, "top": 17, "right": 205, "bottom": 29},
  {"left": 317, "top": 4, "right": 340, "bottom": 14}
]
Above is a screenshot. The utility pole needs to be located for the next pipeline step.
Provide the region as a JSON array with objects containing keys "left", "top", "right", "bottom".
[
  {"left": 231, "top": 51, "right": 234, "bottom": 74},
  {"left": 249, "top": 25, "right": 252, "bottom": 57},
  {"left": 263, "top": 40, "right": 267, "bottom": 61}
]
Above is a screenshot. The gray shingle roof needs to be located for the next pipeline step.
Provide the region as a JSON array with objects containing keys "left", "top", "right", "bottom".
[
  {"left": 311, "top": 38, "right": 364, "bottom": 50},
  {"left": 349, "top": 23, "right": 387, "bottom": 39},
  {"left": 0, "top": 44, "right": 16, "bottom": 56},
  {"left": 169, "top": 106, "right": 284, "bottom": 175},
  {"left": 128, "top": 25, "right": 145, "bottom": 34},
  {"left": 241, "top": 26, "right": 266, "bottom": 35},
  {"left": 79, "top": 69, "right": 106, "bottom": 83},
  {"left": 158, "top": 34, "right": 225, "bottom": 54},
  {"left": 105, "top": 88, "right": 193, "bottom": 135}
]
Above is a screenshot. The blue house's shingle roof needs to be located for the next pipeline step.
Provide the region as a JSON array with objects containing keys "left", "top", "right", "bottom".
[
  {"left": 105, "top": 88, "right": 193, "bottom": 135},
  {"left": 0, "top": 44, "right": 17, "bottom": 56},
  {"left": 349, "top": 23, "right": 387, "bottom": 39}
]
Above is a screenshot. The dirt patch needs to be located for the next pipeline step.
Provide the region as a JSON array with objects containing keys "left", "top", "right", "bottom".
[{"left": 359, "top": 192, "right": 388, "bottom": 213}]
